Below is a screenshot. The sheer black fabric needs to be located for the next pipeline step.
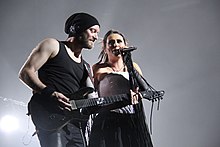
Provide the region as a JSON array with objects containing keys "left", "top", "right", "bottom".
[{"left": 88, "top": 73, "right": 153, "bottom": 147}]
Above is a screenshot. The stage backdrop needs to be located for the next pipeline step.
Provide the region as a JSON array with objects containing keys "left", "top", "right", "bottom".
[{"left": 0, "top": 0, "right": 219, "bottom": 147}]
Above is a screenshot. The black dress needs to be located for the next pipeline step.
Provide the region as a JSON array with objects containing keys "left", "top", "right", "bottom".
[{"left": 88, "top": 72, "right": 153, "bottom": 147}]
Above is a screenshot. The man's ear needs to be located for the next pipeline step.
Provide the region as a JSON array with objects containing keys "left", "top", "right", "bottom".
[{"left": 78, "top": 35, "right": 83, "bottom": 41}]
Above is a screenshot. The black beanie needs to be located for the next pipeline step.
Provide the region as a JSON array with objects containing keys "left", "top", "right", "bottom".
[{"left": 64, "top": 12, "right": 100, "bottom": 36}]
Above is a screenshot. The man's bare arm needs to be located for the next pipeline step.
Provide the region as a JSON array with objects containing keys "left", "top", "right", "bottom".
[{"left": 19, "top": 38, "right": 59, "bottom": 93}]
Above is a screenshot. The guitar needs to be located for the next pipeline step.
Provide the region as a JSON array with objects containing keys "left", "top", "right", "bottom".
[{"left": 29, "top": 87, "right": 164, "bottom": 131}]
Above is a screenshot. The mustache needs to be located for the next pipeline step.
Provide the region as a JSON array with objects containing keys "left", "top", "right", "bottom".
[{"left": 91, "top": 36, "right": 97, "bottom": 42}]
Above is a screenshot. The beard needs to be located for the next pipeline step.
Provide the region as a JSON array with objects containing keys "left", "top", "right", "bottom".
[{"left": 76, "top": 33, "right": 94, "bottom": 49}]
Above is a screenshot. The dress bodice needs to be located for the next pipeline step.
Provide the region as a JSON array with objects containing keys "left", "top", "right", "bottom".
[{"left": 97, "top": 72, "right": 135, "bottom": 114}]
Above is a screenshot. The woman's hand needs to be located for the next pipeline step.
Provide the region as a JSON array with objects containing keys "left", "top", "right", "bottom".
[{"left": 130, "top": 87, "right": 143, "bottom": 104}]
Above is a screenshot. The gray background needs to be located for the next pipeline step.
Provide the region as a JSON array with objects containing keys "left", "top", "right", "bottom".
[{"left": 0, "top": 0, "right": 219, "bottom": 147}]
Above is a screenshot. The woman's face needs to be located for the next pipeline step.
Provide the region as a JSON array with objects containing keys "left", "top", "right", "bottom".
[{"left": 105, "top": 33, "right": 126, "bottom": 58}]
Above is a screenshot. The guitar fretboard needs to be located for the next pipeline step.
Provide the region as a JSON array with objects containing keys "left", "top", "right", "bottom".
[
  {"left": 74, "top": 93, "right": 128, "bottom": 109},
  {"left": 69, "top": 90, "right": 164, "bottom": 110}
]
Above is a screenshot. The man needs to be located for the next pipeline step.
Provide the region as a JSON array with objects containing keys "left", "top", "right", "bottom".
[{"left": 19, "top": 12, "right": 100, "bottom": 147}]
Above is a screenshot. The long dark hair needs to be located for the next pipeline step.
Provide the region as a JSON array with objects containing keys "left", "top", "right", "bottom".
[{"left": 97, "top": 30, "right": 127, "bottom": 63}]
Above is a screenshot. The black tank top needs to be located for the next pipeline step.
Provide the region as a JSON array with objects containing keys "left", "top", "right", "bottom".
[{"left": 38, "top": 41, "right": 88, "bottom": 95}]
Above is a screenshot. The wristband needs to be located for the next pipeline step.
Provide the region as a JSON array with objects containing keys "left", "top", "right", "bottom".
[{"left": 40, "top": 87, "right": 55, "bottom": 97}]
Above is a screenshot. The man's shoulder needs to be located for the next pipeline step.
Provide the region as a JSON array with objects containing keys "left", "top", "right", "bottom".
[
  {"left": 37, "top": 38, "right": 60, "bottom": 58},
  {"left": 41, "top": 38, "right": 59, "bottom": 46}
]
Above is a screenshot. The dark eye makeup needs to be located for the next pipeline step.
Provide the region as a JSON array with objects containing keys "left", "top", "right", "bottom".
[{"left": 108, "top": 39, "right": 123, "bottom": 46}]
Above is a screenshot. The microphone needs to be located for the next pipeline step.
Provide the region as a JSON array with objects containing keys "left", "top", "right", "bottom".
[
  {"left": 112, "top": 47, "right": 137, "bottom": 56},
  {"left": 121, "top": 47, "right": 137, "bottom": 52}
]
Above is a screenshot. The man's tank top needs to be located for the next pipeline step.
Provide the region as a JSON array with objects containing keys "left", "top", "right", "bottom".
[{"left": 38, "top": 41, "right": 88, "bottom": 95}]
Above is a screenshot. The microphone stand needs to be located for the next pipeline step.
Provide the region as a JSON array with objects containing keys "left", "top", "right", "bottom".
[
  {"left": 121, "top": 50, "right": 155, "bottom": 142},
  {"left": 121, "top": 49, "right": 165, "bottom": 136},
  {"left": 121, "top": 51, "right": 137, "bottom": 91}
]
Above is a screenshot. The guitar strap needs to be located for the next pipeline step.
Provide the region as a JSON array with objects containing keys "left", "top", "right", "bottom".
[
  {"left": 83, "top": 60, "right": 98, "bottom": 145},
  {"left": 83, "top": 60, "right": 98, "bottom": 98},
  {"left": 83, "top": 60, "right": 93, "bottom": 80}
]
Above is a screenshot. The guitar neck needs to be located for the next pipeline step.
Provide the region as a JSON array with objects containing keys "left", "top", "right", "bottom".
[
  {"left": 70, "top": 93, "right": 128, "bottom": 110},
  {"left": 69, "top": 90, "right": 164, "bottom": 110}
]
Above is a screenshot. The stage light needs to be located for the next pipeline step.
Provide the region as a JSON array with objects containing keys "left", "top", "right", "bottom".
[{"left": 0, "top": 115, "right": 19, "bottom": 133}]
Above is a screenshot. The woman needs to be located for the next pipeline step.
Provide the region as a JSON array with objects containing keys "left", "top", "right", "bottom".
[{"left": 88, "top": 30, "right": 153, "bottom": 147}]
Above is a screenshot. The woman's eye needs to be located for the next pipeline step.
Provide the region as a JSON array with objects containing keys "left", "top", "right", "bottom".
[
  {"left": 117, "top": 39, "right": 122, "bottom": 43},
  {"left": 108, "top": 40, "right": 114, "bottom": 46}
]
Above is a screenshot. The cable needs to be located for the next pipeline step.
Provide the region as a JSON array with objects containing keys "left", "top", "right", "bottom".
[
  {"left": 22, "top": 116, "right": 35, "bottom": 146},
  {"left": 0, "top": 96, "right": 27, "bottom": 107}
]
